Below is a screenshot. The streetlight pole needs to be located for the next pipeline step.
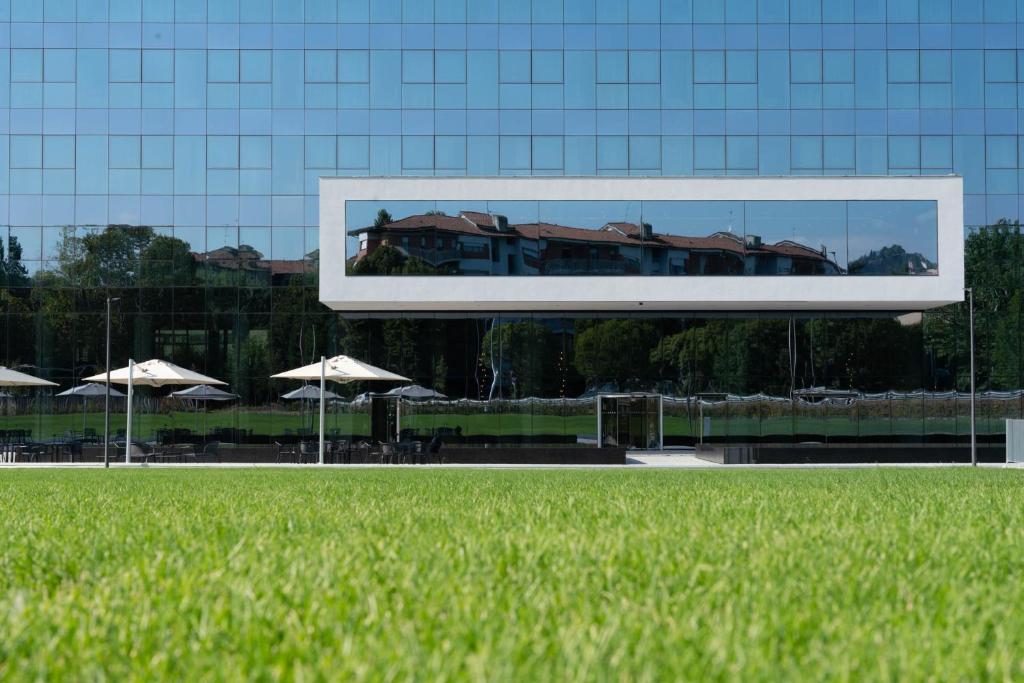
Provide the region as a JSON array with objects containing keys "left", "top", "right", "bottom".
[
  {"left": 966, "top": 287, "right": 977, "bottom": 467},
  {"left": 104, "top": 296, "right": 120, "bottom": 468}
]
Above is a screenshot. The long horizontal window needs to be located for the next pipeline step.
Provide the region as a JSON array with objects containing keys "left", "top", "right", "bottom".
[{"left": 345, "top": 200, "right": 938, "bottom": 277}]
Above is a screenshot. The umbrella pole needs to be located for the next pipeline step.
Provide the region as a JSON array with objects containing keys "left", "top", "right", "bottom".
[
  {"left": 126, "top": 359, "right": 134, "bottom": 464},
  {"left": 319, "top": 356, "right": 326, "bottom": 465}
]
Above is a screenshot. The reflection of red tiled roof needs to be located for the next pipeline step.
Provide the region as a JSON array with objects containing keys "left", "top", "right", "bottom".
[
  {"left": 525, "top": 223, "right": 637, "bottom": 245},
  {"left": 193, "top": 248, "right": 312, "bottom": 275},
  {"left": 350, "top": 212, "right": 500, "bottom": 237},
  {"left": 604, "top": 222, "right": 643, "bottom": 237},
  {"left": 761, "top": 240, "right": 828, "bottom": 259},
  {"left": 655, "top": 232, "right": 747, "bottom": 252},
  {"left": 355, "top": 214, "right": 833, "bottom": 263},
  {"left": 459, "top": 211, "right": 496, "bottom": 228}
]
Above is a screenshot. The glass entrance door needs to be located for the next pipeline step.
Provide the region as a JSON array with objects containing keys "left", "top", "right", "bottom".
[{"left": 599, "top": 394, "right": 662, "bottom": 450}]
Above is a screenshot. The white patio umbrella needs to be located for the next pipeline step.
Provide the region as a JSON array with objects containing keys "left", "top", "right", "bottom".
[
  {"left": 0, "top": 367, "right": 58, "bottom": 388},
  {"left": 84, "top": 359, "right": 226, "bottom": 463},
  {"left": 0, "top": 369, "right": 56, "bottom": 441},
  {"left": 271, "top": 355, "right": 410, "bottom": 464}
]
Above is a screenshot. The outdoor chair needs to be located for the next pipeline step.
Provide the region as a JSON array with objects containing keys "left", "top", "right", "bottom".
[
  {"left": 427, "top": 434, "right": 444, "bottom": 463},
  {"left": 118, "top": 440, "right": 153, "bottom": 463},
  {"left": 196, "top": 441, "right": 220, "bottom": 463},
  {"left": 274, "top": 441, "right": 298, "bottom": 464},
  {"left": 394, "top": 440, "right": 418, "bottom": 464},
  {"left": 299, "top": 440, "right": 318, "bottom": 464},
  {"left": 354, "top": 440, "right": 379, "bottom": 464},
  {"left": 329, "top": 439, "right": 350, "bottom": 464},
  {"left": 150, "top": 444, "right": 187, "bottom": 463},
  {"left": 66, "top": 439, "right": 83, "bottom": 462},
  {"left": 380, "top": 442, "right": 396, "bottom": 464},
  {"left": 0, "top": 443, "right": 28, "bottom": 463}
]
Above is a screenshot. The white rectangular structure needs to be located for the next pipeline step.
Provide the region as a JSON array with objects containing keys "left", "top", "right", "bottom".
[{"left": 320, "top": 176, "right": 963, "bottom": 312}]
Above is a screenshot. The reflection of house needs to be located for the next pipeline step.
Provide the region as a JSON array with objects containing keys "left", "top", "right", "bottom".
[
  {"left": 194, "top": 245, "right": 315, "bottom": 284},
  {"left": 348, "top": 212, "right": 843, "bottom": 276}
]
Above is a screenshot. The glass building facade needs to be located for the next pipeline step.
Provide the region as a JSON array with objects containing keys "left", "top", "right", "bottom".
[{"left": 0, "top": 0, "right": 1021, "bottom": 455}]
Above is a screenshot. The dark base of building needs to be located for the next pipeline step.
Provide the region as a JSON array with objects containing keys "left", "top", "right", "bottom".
[
  {"left": 440, "top": 446, "right": 626, "bottom": 465},
  {"left": 696, "top": 443, "right": 1006, "bottom": 465},
  {"left": 71, "top": 443, "right": 626, "bottom": 465}
]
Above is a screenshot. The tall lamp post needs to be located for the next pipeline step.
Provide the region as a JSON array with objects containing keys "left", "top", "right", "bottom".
[
  {"left": 104, "top": 296, "right": 120, "bottom": 468},
  {"left": 966, "top": 287, "right": 976, "bottom": 467}
]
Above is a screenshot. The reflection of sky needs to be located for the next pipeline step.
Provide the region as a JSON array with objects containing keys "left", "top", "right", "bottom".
[
  {"left": 847, "top": 201, "right": 938, "bottom": 263},
  {"left": 745, "top": 201, "right": 848, "bottom": 267},
  {"left": 641, "top": 201, "right": 745, "bottom": 235},
  {"left": 345, "top": 199, "right": 939, "bottom": 265},
  {"left": 538, "top": 201, "right": 642, "bottom": 228}
]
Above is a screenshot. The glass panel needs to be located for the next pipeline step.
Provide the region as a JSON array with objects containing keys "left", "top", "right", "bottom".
[
  {"left": 347, "top": 200, "right": 937, "bottom": 276},
  {"left": 847, "top": 201, "right": 939, "bottom": 275}
]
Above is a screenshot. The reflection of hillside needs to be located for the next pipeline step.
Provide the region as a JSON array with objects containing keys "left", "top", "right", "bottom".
[
  {"left": 848, "top": 245, "right": 937, "bottom": 275},
  {"left": 349, "top": 211, "right": 843, "bottom": 276}
]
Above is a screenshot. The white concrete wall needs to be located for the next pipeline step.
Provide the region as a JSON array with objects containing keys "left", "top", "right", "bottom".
[{"left": 319, "top": 176, "right": 964, "bottom": 312}]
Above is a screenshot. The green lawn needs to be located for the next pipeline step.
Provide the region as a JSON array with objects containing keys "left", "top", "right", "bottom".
[{"left": 2, "top": 468, "right": 1023, "bottom": 679}]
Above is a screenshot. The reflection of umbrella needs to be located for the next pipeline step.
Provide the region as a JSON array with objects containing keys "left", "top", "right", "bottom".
[
  {"left": 0, "top": 367, "right": 58, "bottom": 387},
  {"left": 384, "top": 384, "right": 447, "bottom": 400},
  {"left": 170, "top": 384, "right": 238, "bottom": 401},
  {"left": 171, "top": 385, "right": 238, "bottom": 435},
  {"left": 85, "top": 360, "right": 225, "bottom": 463},
  {"left": 272, "top": 355, "right": 410, "bottom": 464},
  {"left": 58, "top": 383, "right": 127, "bottom": 435},
  {"left": 282, "top": 385, "right": 340, "bottom": 401},
  {"left": 57, "top": 383, "right": 127, "bottom": 398},
  {"left": 282, "top": 385, "right": 341, "bottom": 434}
]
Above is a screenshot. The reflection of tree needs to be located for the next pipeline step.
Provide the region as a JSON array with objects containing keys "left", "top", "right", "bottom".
[
  {"left": 228, "top": 334, "right": 271, "bottom": 404},
  {"left": 22, "top": 225, "right": 205, "bottom": 384},
  {"left": 346, "top": 245, "right": 443, "bottom": 276},
  {"left": 651, "top": 318, "right": 924, "bottom": 395},
  {"left": 652, "top": 321, "right": 750, "bottom": 394},
  {"left": 480, "top": 320, "right": 558, "bottom": 398},
  {"left": 56, "top": 225, "right": 154, "bottom": 287},
  {"left": 574, "top": 319, "right": 657, "bottom": 390},
  {"left": 805, "top": 319, "right": 922, "bottom": 392},
  {"left": 0, "top": 236, "right": 29, "bottom": 288},
  {"left": 925, "top": 220, "right": 1024, "bottom": 390},
  {"left": 433, "top": 354, "right": 448, "bottom": 395}
]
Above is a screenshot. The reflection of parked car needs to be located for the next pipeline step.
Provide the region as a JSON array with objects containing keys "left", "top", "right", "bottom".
[{"left": 352, "top": 392, "right": 371, "bottom": 405}]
